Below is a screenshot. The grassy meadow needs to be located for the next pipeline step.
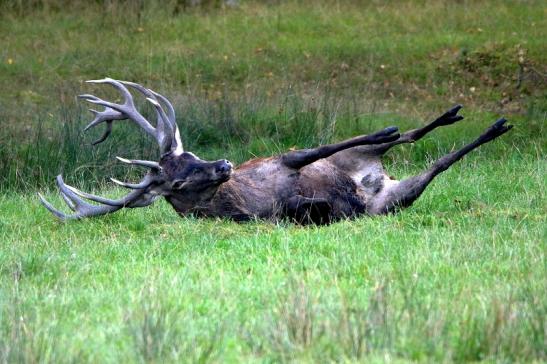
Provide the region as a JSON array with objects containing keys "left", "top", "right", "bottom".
[{"left": 1, "top": 1, "right": 546, "bottom": 362}]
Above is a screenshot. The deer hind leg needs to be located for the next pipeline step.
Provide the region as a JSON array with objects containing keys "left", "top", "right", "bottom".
[
  {"left": 281, "top": 126, "right": 400, "bottom": 170},
  {"left": 367, "top": 118, "right": 512, "bottom": 215},
  {"left": 329, "top": 105, "right": 463, "bottom": 185},
  {"left": 326, "top": 104, "right": 464, "bottom": 175},
  {"left": 365, "top": 104, "right": 465, "bottom": 156}
]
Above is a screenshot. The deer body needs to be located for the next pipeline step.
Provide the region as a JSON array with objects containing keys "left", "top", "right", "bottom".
[
  {"left": 165, "top": 156, "right": 295, "bottom": 221},
  {"left": 40, "top": 79, "right": 512, "bottom": 224},
  {"left": 166, "top": 156, "right": 371, "bottom": 224}
]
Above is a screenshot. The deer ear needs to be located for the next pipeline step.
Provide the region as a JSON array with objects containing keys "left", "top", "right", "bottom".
[{"left": 171, "top": 179, "right": 187, "bottom": 190}]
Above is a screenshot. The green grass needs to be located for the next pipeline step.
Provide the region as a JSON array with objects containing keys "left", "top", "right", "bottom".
[
  {"left": 1, "top": 113, "right": 545, "bottom": 362},
  {"left": 1, "top": 1, "right": 546, "bottom": 362}
]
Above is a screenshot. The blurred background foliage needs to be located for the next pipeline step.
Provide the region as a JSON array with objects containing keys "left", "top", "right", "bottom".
[{"left": 0, "top": 0, "right": 545, "bottom": 191}]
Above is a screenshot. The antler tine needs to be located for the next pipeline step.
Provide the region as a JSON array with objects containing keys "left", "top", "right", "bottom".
[
  {"left": 116, "top": 156, "right": 161, "bottom": 171},
  {"left": 86, "top": 78, "right": 135, "bottom": 106},
  {"left": 150, "top": 91, "right": 176, "bottom": 125},
  {"left": 59, "top": 188, "right": 77, "bottom": 211},
  {"left": 56, "top": 175, "right": 98, "bottom": 209},
  {"left": 39, "top": 174, "right": 159, "bottom": 221},
  {"left": 150, "top": 90, "right": 183, "bottom": 155},
  {"left": 64, "top": 184, "right": 129, "bottom": 206},
  {"left": 84, "top": 108, "right": 125, "bottom": 131},
  {"left": 120, "top": 80, "right": 182, "bottom": 154},
  {"left": 118, "top": 81, "right": 171, "bottom": 147},
  {"left": 83, "top": 107, "right": 126, "bottom": 145},
  {"left": 79, "top": 79, "right": 156, "bottom": 137},
  {"left": 39, "top": 176, "right": 122, "bottom": 220},
  {"left": 39, "top": 193, "right": 76, "bottom": 220},
  {"left": 110, "top": 176, "right": 155, "bottom": 190},
  {"left": 146, "top": 97, "right": 175, "bottom": 154},
  {"left": 89, "top": 121, "right": 113, "bottom": 146},
  {"left": 121, "top": 81, "right": 177, "bottom": 129},
  {"left": 121, "top": 81, "right": 176, "bottom": 124}
]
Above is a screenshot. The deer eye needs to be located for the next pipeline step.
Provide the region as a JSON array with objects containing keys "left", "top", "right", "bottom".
[
  {"left": 172, "top": 180, "right": 185, "bottom": 190},
  {"left": 192, "top": 169, "right": 201, "bottom": 175}
]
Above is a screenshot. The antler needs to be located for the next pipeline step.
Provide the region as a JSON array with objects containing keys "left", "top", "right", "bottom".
[
  {"left": 40, "top": 78, "right": 180, "bottom": 221},
  {"left": 39, "top": 160, "right": 162, "bottom": 221},
  {"left": 79, "top": 77, "right": 183, "bottom": 155}
]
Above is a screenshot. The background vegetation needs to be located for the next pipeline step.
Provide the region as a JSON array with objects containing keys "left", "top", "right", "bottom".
[
  {"left": 0, "top": 0, "right": 545, "bottom": 362},
  {"left": 1, "top": 0, "right": 544, "bottom": 190}
]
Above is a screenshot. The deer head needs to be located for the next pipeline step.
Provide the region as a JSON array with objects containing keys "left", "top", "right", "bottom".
[
  {"left": 40, "top": 78, "right": 232, "bottom": 220},
  {"left": 161, "top": 153, "right": 232, "bottom": 191}
]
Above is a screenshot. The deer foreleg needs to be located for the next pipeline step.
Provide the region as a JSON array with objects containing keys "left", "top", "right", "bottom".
[{"left": 367, "top": 118, "right": 512, "bottom": 215}]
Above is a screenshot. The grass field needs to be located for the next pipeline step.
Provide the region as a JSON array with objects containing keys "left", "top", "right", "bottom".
[{"left": 1, "top": 1, "right": 546, "bottom": 362}]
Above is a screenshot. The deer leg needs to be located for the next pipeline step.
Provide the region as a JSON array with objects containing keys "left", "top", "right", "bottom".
[
  {"left": 368, "top": 104, "right": 465, "bottom": 156},
  {"left": 281, "top": 126, "right": 400, "bottom": 170},
  {"left": 368, "top": 118, "right": 512, "bottom": 215},
  {"left": 327, "top": 105, "right": 464, "bottom": 174}
]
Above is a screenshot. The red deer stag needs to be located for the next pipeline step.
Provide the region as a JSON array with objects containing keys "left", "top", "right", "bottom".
[{"left": 40, "top": 78, "right": 513, "bottom": 224}]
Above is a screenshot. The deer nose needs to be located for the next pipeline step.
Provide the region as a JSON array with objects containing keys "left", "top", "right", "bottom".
[{"left": 216, "top": 159, "right": 232, "bottom": 173}]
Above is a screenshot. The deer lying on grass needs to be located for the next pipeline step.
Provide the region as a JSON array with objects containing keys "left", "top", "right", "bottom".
[{"left": 40, "top": 79, "right": 513, "bottom": 224}]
